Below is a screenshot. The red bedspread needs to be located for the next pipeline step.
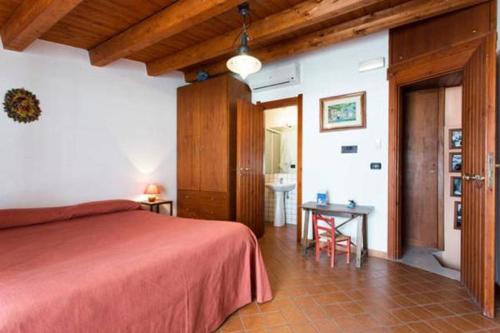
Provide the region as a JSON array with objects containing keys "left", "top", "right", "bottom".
[{"left": 0, "top": 210, "right": 272, "bottom": 333}]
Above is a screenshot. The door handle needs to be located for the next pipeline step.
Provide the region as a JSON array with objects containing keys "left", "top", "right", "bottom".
[
  {"left": 463, "top": 173, "right": 485, "bottom": 182},
  {"left": 472, "top": 175, "right": 485, "bottom": 181}
]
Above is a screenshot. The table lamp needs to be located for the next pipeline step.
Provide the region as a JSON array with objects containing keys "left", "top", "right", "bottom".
[{"left": 144, "top": 184, "right": 160, "bottom": 202}]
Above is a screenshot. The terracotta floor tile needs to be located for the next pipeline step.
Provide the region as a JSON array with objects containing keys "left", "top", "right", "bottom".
[
  {"left": 460, "top": 313, "right": 499, "bottom": 329},
  {"left": 445, "top": 316, "right": 481, "bottom": 332},
  {"left": 280, "top": 308, "right": 309, "bottom": 324},
  {"left": 219, "top": 315, "right": 244, "bottom": 332},
  {"left": 391, "top": 308, "right": 420, "bottom": 323},
  {"left": 314, "top": 292, "right": 351, "bottom": 305},
  {"left": 259, "top": 299, "right": 296, "bottom": 313},
  {"left": 289, "top": 323, "right": 318, "bottom": 333},
  {"left": 312, "top": 320, "right": 343, "bottom": 333},
  {"left": 241, "top": 314, "right": 267, "bottom": 331},
  {"left": 240, "top": 302, "right": 261, "bottom": 315},
  {"left": 422, "top": 304, "right": 455, "bottom": 318},
  {"left": 387, "top": 324, "right": 417, "bottom": 333},
  {"left": 427, "top": 318, "right": 463, "bottom": 333},
  {"left": 406, "top": 322, "right": 440, "bottom": 333},
  {"left": 216, "top": 225, "right": 488, "bottom": 333},
  {"left": 370, "top": 310, "right": 403, "bottom": 326}
]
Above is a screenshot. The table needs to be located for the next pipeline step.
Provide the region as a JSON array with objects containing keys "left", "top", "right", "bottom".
[
  {"left": 138, "top": 200, "right": 173, "bottom": 215},
  {"left": 302, "top": 202, "right": 374, "bottom": 268}
]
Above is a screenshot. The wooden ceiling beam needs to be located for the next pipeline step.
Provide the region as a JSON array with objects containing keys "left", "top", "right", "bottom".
[
  {"left": 147, "top": 0, "right": 388, "bottom": 76},
  {"left": 183, "top": 0, "right": 487, "bottom": 82},
  {"left": 1, "top": 0, "right": 83, "bottom": 51},
  {"left": 89, "top": 0, "right": 245, "bottom": 67}
]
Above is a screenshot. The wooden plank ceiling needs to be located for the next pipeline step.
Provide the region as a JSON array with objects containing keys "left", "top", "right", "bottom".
[{"left": 0, "top": 0, "right": 488, "bottom": 81}]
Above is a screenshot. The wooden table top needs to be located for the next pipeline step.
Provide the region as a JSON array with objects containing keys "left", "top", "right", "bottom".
[
  {"left": 302, "top": 201, "right": 374, "bottom": 215},
  {"left": 138, "top": 199, "right": 172, "bottom": 206}
]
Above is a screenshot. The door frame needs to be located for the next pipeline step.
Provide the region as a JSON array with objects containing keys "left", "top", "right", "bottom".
[
  {"left": 387, "top": 34, "right": 496, "bottom": 316},
  {"left": 258, "top": 94, "right": 303, "bottom": 242}
]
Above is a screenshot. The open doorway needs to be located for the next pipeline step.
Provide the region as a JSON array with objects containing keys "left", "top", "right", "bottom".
[
  {"left": 399, "top": 73, "right": 463, "bottom": 280},
  {"left": 259, "top": 96, "right": 303, "bottom": 242}
]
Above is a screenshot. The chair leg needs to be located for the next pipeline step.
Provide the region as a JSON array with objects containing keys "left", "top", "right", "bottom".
[{"left": 330, "top": 240, "right": 335, "bottom": 268}]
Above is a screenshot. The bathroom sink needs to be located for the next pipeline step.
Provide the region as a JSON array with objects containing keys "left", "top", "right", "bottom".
[
  {"left": 265, "top": 183, "right": 295, "bottom": 227},
  {"left": 265, "top": 183, "right": 296, "bottom": 192}
]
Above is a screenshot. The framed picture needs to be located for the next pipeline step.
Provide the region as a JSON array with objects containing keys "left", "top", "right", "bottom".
[
  {"left": 449, "top": 128, "right": 462, "bottom": 149},
  {"left": 454, "top": 201, "right": 462, "bottom": 230},
  {"left": 451, "top": 176, "right": 462, "bottom": 197},
  {"left": 449, "top": 152, "right": 462, "bottom": 172},
  {"left": 320, "top": 91, "right": 366, "bottom": 132}
]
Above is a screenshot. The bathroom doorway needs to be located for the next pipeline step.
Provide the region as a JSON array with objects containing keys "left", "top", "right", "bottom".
[{"left": 259, "top": 95, "right": 303, "bottom": 242}]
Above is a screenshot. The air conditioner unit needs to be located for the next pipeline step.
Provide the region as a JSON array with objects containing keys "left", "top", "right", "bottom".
[{"left": 247, "top": 63, "right": 300, "bottom": 91}]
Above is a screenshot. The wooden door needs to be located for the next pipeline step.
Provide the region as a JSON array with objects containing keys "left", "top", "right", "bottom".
[
  {"left": 461, "top": 35, "right": 496, "bottom": 317},
  {"left": 236, "top": 99, "right": 264, "bottom": 237},
  {"left": 403, "top": 89, "right": 440, "bottom": 249},
  {"left": 198, "top": 76, "right": 229, "bottom": 192}
]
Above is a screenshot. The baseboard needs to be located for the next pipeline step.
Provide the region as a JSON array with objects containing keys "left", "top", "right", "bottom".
[{"left": 367, "top": 249, "right": 388, "bottom": 259}]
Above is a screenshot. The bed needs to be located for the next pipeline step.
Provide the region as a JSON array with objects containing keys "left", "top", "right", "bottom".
[{"left": 0, "top": 200, "right": 272, "bottom": 333}]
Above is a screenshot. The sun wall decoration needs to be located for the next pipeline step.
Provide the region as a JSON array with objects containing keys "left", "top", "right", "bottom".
[{"left": 3, "top": 88, "right": 41, "bottom": 123}]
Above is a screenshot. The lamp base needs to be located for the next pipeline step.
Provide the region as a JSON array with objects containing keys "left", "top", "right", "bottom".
[{"left": 147, "top": 195, "right": 157, "bottom": 203}]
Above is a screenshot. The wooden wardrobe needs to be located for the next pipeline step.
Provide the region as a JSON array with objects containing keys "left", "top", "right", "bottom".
[{"left": 177, "top": 75, "right": 264, "bottom": 235}]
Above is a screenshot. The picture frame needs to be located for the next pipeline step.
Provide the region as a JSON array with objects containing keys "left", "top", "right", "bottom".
[
  {"left": 451, "top": 176, "right": 462, "bottom": 197},
  {"left": 454, "top": 201, "right": 462, "bottom": 230},
  {"left": 449, "top": 128, "right": 462, "bottom": 149},
  {"left": 320, "top": 91, "right": 366, "bottom": 132},
  {"left": 449, "top": 152, "right": 462, "bottom": 172}
]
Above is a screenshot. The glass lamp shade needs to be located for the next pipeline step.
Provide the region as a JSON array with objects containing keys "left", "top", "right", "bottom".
[{"left": 226, "top": 53, "right": 262, "bottom": 79}]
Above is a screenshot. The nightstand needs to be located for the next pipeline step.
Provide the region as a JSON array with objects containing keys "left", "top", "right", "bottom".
[{"left": 139, "top": 200, "right": 173, "bottom": 215}]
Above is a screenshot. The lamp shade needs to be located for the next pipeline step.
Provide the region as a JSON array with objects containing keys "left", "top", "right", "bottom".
[
  {"left": 226, "top": 53, "right": 262, "bottom": 79},
  {"left": 144, "top": 184, "right": 160, "bottom": 195}
]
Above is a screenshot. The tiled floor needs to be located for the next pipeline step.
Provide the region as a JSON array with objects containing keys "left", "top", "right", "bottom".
[{"left": 217, "top": 224, "right": 500, "bottom": 333}]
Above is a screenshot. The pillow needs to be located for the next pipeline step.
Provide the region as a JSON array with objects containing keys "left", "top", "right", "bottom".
[
  {"left": 0, "top": 200, "right": 140, "bottom": 230},
  {"left": 0, "top": 206, "right": 71, "bottom": 230},
  {"left": 67, "top": 200, "right": 140, "bottom": 219}
]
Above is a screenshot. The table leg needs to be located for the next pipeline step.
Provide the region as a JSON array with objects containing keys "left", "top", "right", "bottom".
[
  {"left": 356, "top": 215, "right": 364, "bottom": 268},
  {"left": 150, "top": 206, "right": 154, "bottom": 212},
  {"left": 303, "top": 210, "right": 310, "bottom": 255},
  {"left": 169, "top": 203, "right": 173, "bottom": 216}
]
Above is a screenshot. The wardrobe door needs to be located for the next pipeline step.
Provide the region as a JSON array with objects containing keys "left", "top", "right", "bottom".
[
  {"left": 177, "top": 85, "right": 201, "bottom": 191},
  {"left": 198, "top": 76, "right": 229, "bottom": 193}
]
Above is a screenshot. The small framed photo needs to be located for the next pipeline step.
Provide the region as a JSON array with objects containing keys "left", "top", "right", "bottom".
[
  {"left": 320, "top": 91, "right": 366, "bottom": 132},
  {"left": 454, "top": 201, "right": 462, "bottom": 230},
  {"left": 316, "top": 192, "right": 328, "bottom": 206},
  {"left": 449, "top": 128, "right": 462, "bottom": 149},
  {"left": 449, "top": 152, "right": 462, "bottom": 172},
  {"left": 451, "top": 176, "right": 462, "bottom": 197}
]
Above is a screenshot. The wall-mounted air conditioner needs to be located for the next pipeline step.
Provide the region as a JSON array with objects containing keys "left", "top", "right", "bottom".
[{"left": 247, "top": 63, "right": 300, "bottom": 92}]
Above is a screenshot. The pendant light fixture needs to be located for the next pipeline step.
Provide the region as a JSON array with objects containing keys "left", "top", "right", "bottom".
[{"left": 226, "top": 3, "right": 262, "bottom": 79}]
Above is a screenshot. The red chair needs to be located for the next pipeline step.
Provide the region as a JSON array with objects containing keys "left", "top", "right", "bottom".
[{"left": 312, "top": 213, "right": 351, "bottom": 268}]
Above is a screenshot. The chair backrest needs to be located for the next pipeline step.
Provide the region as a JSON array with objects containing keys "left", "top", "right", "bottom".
[{"left": 312, "top": 214, "right": 335, "bottom": 240}]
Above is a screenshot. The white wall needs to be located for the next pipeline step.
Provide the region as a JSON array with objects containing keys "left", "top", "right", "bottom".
[
  {"left": 441, "top": 86, "right": 462, "bottom": 270},
  {"left": 253, "top": 32, "right": 389, "bottom": 253},
  {"left": 0, "top": 40, "right": 184, "bottom": 210}
]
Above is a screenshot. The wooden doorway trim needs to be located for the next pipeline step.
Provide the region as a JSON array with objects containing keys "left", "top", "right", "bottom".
[
  {"left": 387, "top": 34, "right": 496, "bottom": 317},
  {"left": 259, "top": 94, "right": 303, "bottom": 243},
  {"left": 388, "top": 36, "right": 483, "bottom": 259}
]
